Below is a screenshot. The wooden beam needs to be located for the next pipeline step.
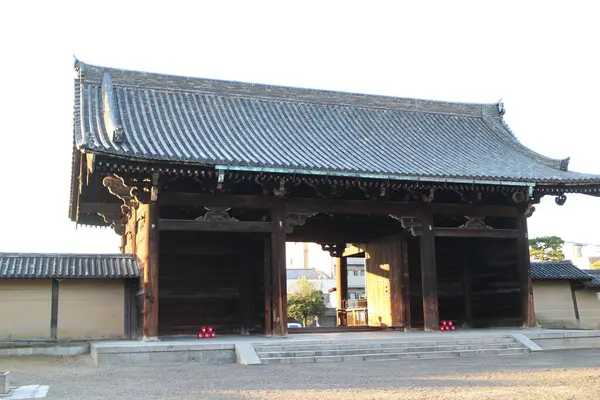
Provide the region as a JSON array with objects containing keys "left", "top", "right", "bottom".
[
  {"left": 159, "top": 219, "right": 273, "bottom": 233},
  {"left": 433, "top": 228, "right": 519, "bottom": 238},
  {"left": 160, "top": 192, "right": 519, "bottom": 218},
  {"left": 161, "top": 192, "right": 274, "bottom": 208},
  {"left": 78, "top": 202, "right": 122, "bottom": 215},
  {"left": 516, "top": 215, "right": 535, "bottom": 328},
  {"left": 271, "top": 200, "right": 288, "bottom": 337},
  {"left": 420, "top": 210, "right": 439, "bottom": 331},
  {"left": 50, "top": 279, "right": 59, "bottom": 340},
  {"left": 343, "top": 244, "right": 367, "bottom": 258}
]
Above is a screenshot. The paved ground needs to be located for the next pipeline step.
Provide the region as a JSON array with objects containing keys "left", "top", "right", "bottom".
[{"left": 1, "top": 350, "right": 599, "bottom": 399}]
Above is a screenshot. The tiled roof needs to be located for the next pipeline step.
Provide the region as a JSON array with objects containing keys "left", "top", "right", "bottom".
[
  {"left": 531, "top": 261, "right": 592, "bottom": 281},
  {"left": 72, "top": 60, "right": 600, "bottom": 186},
  {"left": 582, "top": 270, "right": 600, "bottom": 288},
  {"left": 0, "top": 253, "right": 139, "bottom": 279},
  {"left": 287, "top": 269, "right": 331, "bottom": 280}
]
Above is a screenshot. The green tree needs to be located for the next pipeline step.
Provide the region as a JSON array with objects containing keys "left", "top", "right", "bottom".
[
  {"left": 529, "top": 236, "right": 565, "bottom": 261},
  {"left": 591, "top": 260, "right": 600, "bottom": 270},
  {"left": 287, "top": 277, "right": 326, "bottom": 327}
]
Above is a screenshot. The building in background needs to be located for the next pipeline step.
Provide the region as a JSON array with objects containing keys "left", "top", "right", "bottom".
[{"left": 563, "top": 241, "right": 600, "bottom": 270}]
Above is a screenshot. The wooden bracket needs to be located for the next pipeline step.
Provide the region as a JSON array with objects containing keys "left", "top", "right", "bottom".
[
  {"left": 459, "top": 216, "right": 491, "bottom": 229},
  {"left": 285, "top": 212, "right": 317, "bottom": 233}
]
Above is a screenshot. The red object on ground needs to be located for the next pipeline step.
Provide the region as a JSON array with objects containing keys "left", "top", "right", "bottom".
[
  {"left": 207, "top": 326, "right": 213, "bottom": 333},
  {"left": 450, "top": 326, "right": 456, "bottom": 331},
  {"left": 201, "top": 327, "right": 207, "bottom": 333},
  {"left": 448, "top": 320, "right": 453, "bottom": 326},
  {"left": 197, "top": 332, "right": 204, "bottom": 339},
  {"left": 441, "top": 320, "right": 447, "bottom": 326},
  {"left": 210, "top": 332, "right": 216, "bottom": 338}
]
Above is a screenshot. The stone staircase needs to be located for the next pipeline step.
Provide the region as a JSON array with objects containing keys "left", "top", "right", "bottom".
[{"left": 253, "top": 335, "right": 530, "bottom": 364}]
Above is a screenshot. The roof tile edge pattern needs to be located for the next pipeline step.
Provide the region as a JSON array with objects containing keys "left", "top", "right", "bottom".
[{"left": 72, "top": 59, "right": 600, "bottom": 186}]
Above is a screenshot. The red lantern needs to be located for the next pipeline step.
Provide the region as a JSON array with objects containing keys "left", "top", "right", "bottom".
[
  {"left": 448, "top": 320, "right": 453, "bottom": 326},
  {"left": 207, "top": 326, "right": 213, "bottom": 333},
  {"left": 201, "top": 327, "right": 207, "bottom": 333},
  {"left": 450, "top": 326, "right": 456, "bottom": 331},
  {"left": 210, "top": 332, "right": 216, "bottom": 338},
  {"left": 441, "top": 320, "right": 447, "bottom": 326},
  {"left": 197, "top": 332, "right": 203, "bottom": 339}
]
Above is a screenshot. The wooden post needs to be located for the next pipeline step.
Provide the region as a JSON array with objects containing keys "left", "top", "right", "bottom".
[
  {"left": 264, "top": 238, "right": 273, "bottom": 336},
  {"left": 516, "top": 214, "right": 535, "bottom": 327},
  {"left": 271, "top": 200, "right": 287, "bottom": 337},
  {"left": 462, "top": 248, "right": 473, "bottom": 327},
  {"left": 420, "top": 211, "right": 439, "bottom": 331},
  {"left": 400, "top": 237, "right": 411, "bottom": 331},
  {"left": 143, "top": 173, "right": 160, "bottom": 340},
  {"left": 239, "top": 249, "right": 253, "bottom": 335},
  {"left": 50, "top": 279, "right": 59, "bottom": 340},
  {"left": 336, "top": 253, "right": 348, "bottom": 310},
  {"left": 570, "top": 282, "right": 581, "bottom": 329}
]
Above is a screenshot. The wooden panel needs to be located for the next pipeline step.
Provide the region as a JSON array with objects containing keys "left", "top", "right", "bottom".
[
  {"left": 0, "top": 280, "right": 51, "bottom": 339},
  {"left": 158, "top": 232, "right": 266, "bottom": 335},
  {"left": 433, "top": 228, "right": 519, "bottom": 238},
  {"left": 365, "top": 234, "right": 405, "bottom": 328}
]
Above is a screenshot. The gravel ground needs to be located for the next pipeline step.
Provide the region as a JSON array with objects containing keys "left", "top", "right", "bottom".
[{"left": 1, "top": 350, "right": 599, "bottom": 399}]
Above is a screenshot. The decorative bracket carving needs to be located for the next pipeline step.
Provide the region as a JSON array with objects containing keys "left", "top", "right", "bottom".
[
  {"left": 555, "top": 193, "right": 567, "bottom": 206},
  {"left": 286, "top": 212, "right": 317, "bottom": 233},
  {"left": 524, "top": 204, "right": 536, "bottom": 218},
  {"left": 391, "top": 215, "right": 422, "bottom": 236},
  {"left": 459, "top": 216, "right": 491, "bottom": 229},
  {"left": 195, "top": 207, "right": 238, "bottom": 221},
  {"left": 102, "top": 175, "right": 140, "bottom": 234},
  {"left": 320, "top": 243, "right": 346, "bottom": 258}
]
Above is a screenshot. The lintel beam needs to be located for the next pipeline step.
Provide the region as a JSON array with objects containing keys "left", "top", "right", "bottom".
[
  {"left": 433, "top": 228, "right": 519, "bottom": 238},
  {"left": 78, "top": 202, "right": 122, "bottom": 215},
  {"left": 159, "top": 192, "right": 519, "bottom": 218},
  {"left": 159, "top": 219, "right": 273, "bottom": 233}
]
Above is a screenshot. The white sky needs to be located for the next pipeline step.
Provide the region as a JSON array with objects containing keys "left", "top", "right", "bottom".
[{"left": 0, "top": 1, "right": 598, "bottom": 253}]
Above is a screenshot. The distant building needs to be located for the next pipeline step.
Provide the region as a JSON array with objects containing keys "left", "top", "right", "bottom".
[
  {"left": 563, "top": 241, "right": 600, "bottom": 270},
  {"left": 286, "top": 268, "right": 337, "bottom": 309}
]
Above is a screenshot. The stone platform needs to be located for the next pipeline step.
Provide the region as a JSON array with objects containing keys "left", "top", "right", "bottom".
[{"left": 88, "top": 328, "right": 600, "bottom": 366}]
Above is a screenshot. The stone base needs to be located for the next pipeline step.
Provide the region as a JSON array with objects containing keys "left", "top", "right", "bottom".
[
  {"left": 0, "top": 371, "right": 9, "bottom": 396},
  {"left": 90, "top": 341, "right": 236, "bottom": 366}
]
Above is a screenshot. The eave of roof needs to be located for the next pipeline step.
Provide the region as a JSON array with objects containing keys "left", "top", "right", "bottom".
[
  {"left": 0, "top": 253, "right": 139, "bottom": 279},
  {"left": 531, "top": 261, "right": 592, "bottom": 281},
  {"left": 72, "top": 59, "right": 600, "bottom": 188}
]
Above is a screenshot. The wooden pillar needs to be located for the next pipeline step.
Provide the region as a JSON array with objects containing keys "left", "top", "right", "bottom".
[
  {"left": 239, "top": 248, "right": 253, "bottom": 335},
  {"left": 570, "top": 282, "right": 581, "bottom": 329},
  {"left": 400, "top": 237, "right": 411, "bottom": 331},
  {"left": 271, "top": 200, "right": 287, "bottom": 337},
  {"left": 50, "top": 279, "right": 59, "bottom": 340},
  {"left": 143, "top": 174, "right": 160, "bottom": 340},
  {"left": 462, "top": 248, "right": 473, "bottom": 327},
  {"left": 336, "top": 253, "right": 348, "bottom": 311},
  {"left": 264, "top": 238, "right": 273, "bottom": 336},
  {"left": 420, "top": 211, "right": 439, "bottom": 331},
  {"left": 517, "top": 214, "right": 535, "bottom": 327}
]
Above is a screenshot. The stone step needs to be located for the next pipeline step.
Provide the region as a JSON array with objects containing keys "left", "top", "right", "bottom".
[
  {"left": 259, "top": 347, "right": 530, "bottom": 364},
  {"left": 256, "top": 342, "right": 524, "bottom": 358},
  {"left": 253, "top": 338, "right": 519, "bottom": 353}
]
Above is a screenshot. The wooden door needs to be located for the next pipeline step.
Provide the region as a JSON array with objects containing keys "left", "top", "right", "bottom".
[{"left": 365, "top": 234, "right": 408, "bottom": 328}]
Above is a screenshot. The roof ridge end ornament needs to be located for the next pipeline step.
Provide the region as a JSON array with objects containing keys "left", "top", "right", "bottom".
[
  {"left": 497, "top": 99, "right": 505, "bottom": 116},
  {"left": 102, "top": 72, "right": 125, "bottom": 144},
  {"left": 560, "top": 157, "right": 570, "bottom": 171}
]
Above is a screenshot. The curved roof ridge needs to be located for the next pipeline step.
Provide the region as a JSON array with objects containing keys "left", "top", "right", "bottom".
[
  {"left": 74, "top": 59, "right": 501, "bottom": 118},
  {"left": 482, "top": 109, "right": 570, "bottom": 172},
  {"left": 0, "top": 252, "right": 136, "bottom": 258}
]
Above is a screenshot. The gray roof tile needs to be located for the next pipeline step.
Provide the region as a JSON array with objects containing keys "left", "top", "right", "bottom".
[
  {"left": 581, "top": 270, "right": 600, "bottom": 288},
  {"left": 531, "top": 261, "right": 592, "bottom": 281},
  {"left": 72, "top": 61, "right": 600, "bottom": 185},
  {"left": 287, "top": 269, "right": 331, "bottom": 280},
  {"left": 0, "top": 253, "right": 139, "bottom": 279}
]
